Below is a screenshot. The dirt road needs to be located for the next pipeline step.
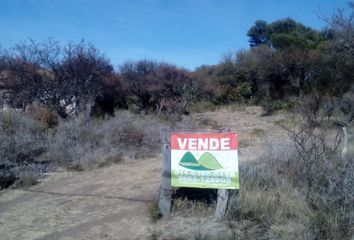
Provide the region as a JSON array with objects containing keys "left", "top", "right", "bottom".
[
  {"left": 0, "top": 107, "right": 287, "bottom": 240},
  {"left": 0, "top": 157, "right": 160, "bottom": 240}
]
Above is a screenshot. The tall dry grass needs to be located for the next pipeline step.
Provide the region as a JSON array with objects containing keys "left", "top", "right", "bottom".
[{"left": 227, "top": 115, "right": 354, "bottom": 240}]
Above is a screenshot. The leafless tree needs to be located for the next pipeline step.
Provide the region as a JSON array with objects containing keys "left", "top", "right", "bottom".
[
  {"left": 328, "top": 3, "right": 354, "bottom": 56},
  {"left": 120, "top": 60, "right": 198, "bottom": 114},
  {"left": 339, "top": 86, "right": 354, "bottom": 123},
  {"left": 0, "top": 39, "right": 118, "bottom": 117}
]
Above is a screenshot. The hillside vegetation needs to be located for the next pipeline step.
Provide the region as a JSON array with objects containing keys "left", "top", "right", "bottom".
[{"left": 0, "top": 4, "right": 353, "bottom": 240}]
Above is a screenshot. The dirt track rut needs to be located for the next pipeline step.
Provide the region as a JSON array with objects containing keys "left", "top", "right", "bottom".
[{"left": 0, "top": 158, "right": 160, "bottom": 240}]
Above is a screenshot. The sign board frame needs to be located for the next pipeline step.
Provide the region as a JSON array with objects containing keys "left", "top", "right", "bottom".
[
  {"left": 170, "top": 132, "right": 239, "bottom": 189},
  {"left": 158, "top": 127, "right": 238, "bottom": 220}
]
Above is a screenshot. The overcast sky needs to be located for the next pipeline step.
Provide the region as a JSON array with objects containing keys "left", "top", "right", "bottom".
[{"left": 0, "top": 0, "right": 351, "bottom": 70}]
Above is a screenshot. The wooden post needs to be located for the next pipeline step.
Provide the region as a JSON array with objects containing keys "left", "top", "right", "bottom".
[
  {"left": 158, "top": 127, "right": 171, "bottom": 217},
  {"left": 341, "top": 127, "right": 347, "bottom": 164},
  {"left": 215, "top": 127, "right": 231, "bottom": 220},
  {"left": 215, "top": 189, "right": 229, "bottom": 220},
  {"left": 341, "top": 126, "right": 348, "bottom": 191}
]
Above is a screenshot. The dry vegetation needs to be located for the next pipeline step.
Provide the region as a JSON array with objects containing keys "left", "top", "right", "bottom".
[
  {"left": 227, "top": 120, "right": 354, "bottom": 239},
  {"left": 147, "top": 102, "right": 354, "bottom": 240},
  {"left": 0, "top": 102, "right": 353, "bottom": 239},
  {"left": 0, "top": 108, "right": 163, "bottom": 188},
  {"left": 0, "top": 105, "right": 203, "bottom": 189},
  {"left": 0, "top": 5, "right": 353, "bottom": 240}
]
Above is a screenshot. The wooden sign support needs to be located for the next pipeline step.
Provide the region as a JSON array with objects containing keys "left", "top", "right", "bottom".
[
  {"left": 159, "top": 127, "right": 172, "bottom": 217},
  {"left": 215, "top": 188, "right": 229, "bottom": 220},
  {"left": 158, "top": 127, "right": 234, "bottom": 220},
  {"left": 214, "top": 127, "right": 231, "bottom": 220}
]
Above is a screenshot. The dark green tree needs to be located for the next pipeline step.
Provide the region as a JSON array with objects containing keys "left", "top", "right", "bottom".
[{"left": 247, "top": 20, "right": 271, "bottom": 47}]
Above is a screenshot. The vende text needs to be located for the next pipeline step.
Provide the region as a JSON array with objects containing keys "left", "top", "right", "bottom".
[{"left": 171, "top": 133, "right": 237, "bottom": 150}]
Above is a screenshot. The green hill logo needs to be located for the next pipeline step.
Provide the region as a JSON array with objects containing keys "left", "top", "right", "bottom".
[{"left": 179, "top": 152, "right": 223, "bottom": 170}]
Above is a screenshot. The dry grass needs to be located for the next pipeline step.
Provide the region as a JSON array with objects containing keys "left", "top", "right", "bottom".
[
  {"left": 1, "top": 102, "right": 353, "bottom": 239},
  {"left": 150, "top": 217, "right": 235, "bottom": 240},
  {"left": 250, "top": 127, "right": 266, "bottom": 137},
  {"left": 196, "top": 117, "right": 221, "bottom": 129},
  {"left": 238, "top": 138, "right": 253, "bottom": 148},
  {"left": 45, "top": 110, "right": 162, "bottom": 170},
  {"left": 274, "top": 118, "right": 293, "bottom": 130},
  {"left": 0, "top": 109, "right": 164, "bottom": 188},
  {"left": 227, "top": 118, "right": 354, "bottom": 240},
  {"left": 188, "top": 100, "right": 218, "bottom": 113},
  {"left": 0, "top": 106, "right": 203, "bottom": 189},
  {"left": 149, "top": 198, "right": 161, "bottom": 223},
  {"left": 227, "top": 156, "right": 315, "bottom": 239},
  {"left": 171, "top": 198, "right": 215, "bottom": 218}
]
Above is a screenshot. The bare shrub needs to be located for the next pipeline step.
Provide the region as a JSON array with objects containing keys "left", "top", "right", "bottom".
[
  {"left": 0, "top": 111, "right": 47, "bottom": 164},
  {"left": 298, "top": 93, "right": 322, "bottom": 126},
  {"left": 25, "top": 101, "right": 59, "bottom": 128},
  {"left": 228, "top": 153, "right": 314, "bottom": 239},
  {"left": 0, "top": 110, "right": 48, "bottom": 188},
  {"left": 11, "top": 164, "right": 44, "bottom": 188},
  {"left": 339, "top": 86, "right": 354, "bottom": 123},
  {"left": 120, "top": 60, "right": 198, "bottom": 115},
  {"left": 46, "top": 110, "right": 161, "bottom": 170},
  {"left": 228, "top": 116, "right": 354, "bottom": 239},
  {"left": 157, "top": 97, "right": 190, "bottom": 120},
  {"left": 285, "top": 118, "right": 353, "bottom": 239},
  {"left": 288, "top": 122, "right": 327, "bottom": 193},
  {"left": 321, "top": 96, "right": 336, "bottom": 121},
  {"left": 1, "top": 39, "right": 119, "bottom": 117}
]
